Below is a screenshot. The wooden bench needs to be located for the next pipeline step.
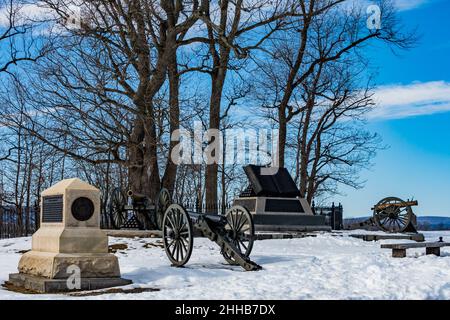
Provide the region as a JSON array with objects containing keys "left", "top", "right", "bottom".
[
  {"left": 350, "top": 233, "right": 425, "bottom": 242},
  {"left": 381, "top": 239, "right": 450, "bottom": 258}
]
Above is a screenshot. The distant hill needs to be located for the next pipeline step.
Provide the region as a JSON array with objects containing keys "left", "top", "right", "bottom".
[
  {"left": 417, "top": 216, "right": 450, "bottom": 231},
  {"left": 344, "top": 216, "right": 450, "bottom": 231}
]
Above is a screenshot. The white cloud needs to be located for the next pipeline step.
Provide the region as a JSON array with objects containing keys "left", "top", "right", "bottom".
[
  {"left": 370, "top": 81, "right": 450, "bottom": 120},
  {"left": 0, "top": 2, "right": 54, "bottom": 27},
  {"left": 346, "top": 0, "right": 430, "bottom": 12},
  {"left": 394, "top": 0, "right": 429, "bottom": 11}
]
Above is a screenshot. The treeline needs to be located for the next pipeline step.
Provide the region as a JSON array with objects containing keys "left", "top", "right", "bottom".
[{"left": 0, "top": 0, "right": 415, "bottom": 234}]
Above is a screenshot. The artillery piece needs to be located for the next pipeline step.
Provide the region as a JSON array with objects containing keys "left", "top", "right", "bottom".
[
  {"left": 162, "top": 204, "right": 261, "bottom": 271},
  {"left": 346, "top": 197, "right": 418, "bottom": 233},
  {"left": 107, "top": 186, "right": 261, "bottom": 271},
  {"left": 108, "top": 188, "right": 172, "bottom": 230}
]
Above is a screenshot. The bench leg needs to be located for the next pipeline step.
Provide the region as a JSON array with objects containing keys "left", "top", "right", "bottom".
[
  {"left": 426, "top": 247, "right": 440, "bottom": 256},
  {"left": 392, "top": 249, "right": 406, "bottom": 258}
]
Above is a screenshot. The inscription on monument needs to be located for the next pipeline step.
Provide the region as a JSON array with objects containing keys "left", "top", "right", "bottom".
[{"left": 42, "top": 195, "right": 63, "bottom": 223}]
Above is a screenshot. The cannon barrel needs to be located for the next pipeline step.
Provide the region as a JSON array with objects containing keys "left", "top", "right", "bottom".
[
  {"left": 127, "top": 190, "right": 148, "bottom": 201},
  {"left": 372, "top": 200, "right": 418, "bottom": 211}
]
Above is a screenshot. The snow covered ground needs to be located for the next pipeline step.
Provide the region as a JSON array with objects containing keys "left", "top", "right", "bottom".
[{"left": 1, "top": 231, "right": 450, "bottom": 300}]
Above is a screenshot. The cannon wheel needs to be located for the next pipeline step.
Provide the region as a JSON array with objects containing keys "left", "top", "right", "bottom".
[
  {"left": 222, "top": 205, "right": 255, "bottom": 265},
  {"left": 373, "top": 197, "right": 413, "bottom": 233},
  {"left": 156, "top": 188, "right": 172, "bottom": 230},
  {"left": 162, "top": 204, "right": 193, "bottom": 267},
  {"left": 109, "top": 188, "right": 127, "bottom": 229}
]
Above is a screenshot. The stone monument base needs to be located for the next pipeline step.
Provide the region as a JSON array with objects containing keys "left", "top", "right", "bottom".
[
  {"left": 8, "top": 250, "right": 132, "bottom": 293},
  {"left": 7, "top": 273, "right": 132, "bottom": 293},
  {"left": 18, "top": 251, "right": 122, "bottom": 279}
]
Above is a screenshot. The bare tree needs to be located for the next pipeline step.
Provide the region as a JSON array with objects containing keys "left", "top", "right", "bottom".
[
  {"left": 185, "top": 0, "right": 300, "bottom": 209},
  {"left": 11, "top": 0, "right": 208, "bottom": 199},
  {"left": 255, "top": 0, "right": 415, "bottom": 168},
  {"left": 0, "top": 0, "right": 418, "bottom": 233},
  {"left": 0, "top": 0, "right": 46, "bottom": 73},
  {"left": 0, "top": 80, "right": 62, "bottom": 236},
  {"left": 0, "top": 0, "right": 47, "bottom": 162},
  {"left": 291, "top": 58, "right": 382, "bottom": 203}
]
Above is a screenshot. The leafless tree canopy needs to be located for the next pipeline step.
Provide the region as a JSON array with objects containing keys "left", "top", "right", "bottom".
[{"left": 0, "top": 0, "right": 416, "bottom": 236}]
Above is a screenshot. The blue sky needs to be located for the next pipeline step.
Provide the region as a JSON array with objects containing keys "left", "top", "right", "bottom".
[{"left": 335, "top": 0, "right": 450, "bottom": 217}]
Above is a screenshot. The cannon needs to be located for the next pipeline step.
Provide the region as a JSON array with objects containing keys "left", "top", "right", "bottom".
[
  {"left": 108, "top": 188, "right": 172, "bottom": 230},
  {"left": 346, "top": 197, "right": 418, "bottom": 233},
  {"left": 108, "top": 186, "right": 261, "bottom": 271},
  {"left": 161, "top": 204, "right": 262, "bottom": 271}
]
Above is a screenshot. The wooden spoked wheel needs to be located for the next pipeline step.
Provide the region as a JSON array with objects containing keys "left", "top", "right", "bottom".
[
  {"left": 373, "top": 197, "right": 413, "bottom": 233},
  {"left": 162, "top": 204, "right": 193, "bottom": 267},
  {"left": 109, "top": 188, "right": 126, "bottom": 229},
  {"left": 156, "top": 188, "right": 172, "bottom": 230},
  {"left": 222, "top": 205, "right": 255, "bottom": 265}
]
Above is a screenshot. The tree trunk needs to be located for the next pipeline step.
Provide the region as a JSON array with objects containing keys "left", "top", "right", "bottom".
[
  {"left": 298, "top": 106, "right": 312, "bottom": 199},
  {"left": 278, "top": 107, "right": 287, "bottom": 168},
  {"left": 14, "top": 123, "right": 23, "bottom": 235},
  {"left": 205, "top": 68, "right": 226, "bottom": 212},
  {"left": 128, "top": 116, "right": 146, "bottom": 194},
  {"left": 220, "top": 133, "right": 227, "bottom": 215},
  {"left": 162, "top": 50, "right": 180, "bottom": 193},
  {"left": 25, "top": 147, "right": 34, "bottom": 235},
  {"left": 143, "top": 109, "right": 161, "bottom": 199}
]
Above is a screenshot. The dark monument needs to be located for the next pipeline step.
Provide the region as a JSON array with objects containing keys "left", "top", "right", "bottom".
[{"left": 233, "top": 165, "right": 330, "bottom": 232}]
